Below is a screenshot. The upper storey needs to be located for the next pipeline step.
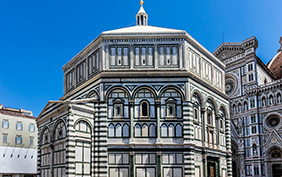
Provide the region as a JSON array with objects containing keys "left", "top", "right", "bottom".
[{"left": 62, "top": 1, "right": 225, "bottom": 96}]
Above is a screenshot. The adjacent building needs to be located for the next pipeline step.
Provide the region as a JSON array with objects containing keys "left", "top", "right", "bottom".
[
  {"left": 0, "top": 104, "right": 37, "bottom": 177},
  {"left": 213, "top": 37, "right": 282, "bottom": 177},
  {"left": 36, "top": 1, "right": 232, "bottom": 177}
]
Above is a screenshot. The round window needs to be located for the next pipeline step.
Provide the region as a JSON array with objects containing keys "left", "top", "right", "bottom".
[{"left": 267, "top": 116, "right": 280, "bottom": 128}]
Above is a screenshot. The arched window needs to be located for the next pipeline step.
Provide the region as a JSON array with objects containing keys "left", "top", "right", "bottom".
[
  {"left": 142, "top": 124, "right": 148, "bottom": 137},
  {"left": 54, "top": 121, "right": 66, "bottom": 141},
  {"left": 41, "top": 128, "right": 49, "bottom": 145},
  {"left": 75, "top": 121, "right": 91, "bottom": 133},
  {"left": 233, "top": 105, "right": 236, "bottom": 114},
  {"left": 165, "top": 98, "right": 177, "bottom": 118},
  {"left": 269, "top": 95, "right": 274, "bottom": 105},
  {"left": 262, "top": 97, "right": 266, "bottom": 107},
  {"left": 161, "top": 124, "right": 168, "bottom": 137},
  {"left": 168, "top": 124, "right": 174, "bottom": 137},
  {"left": 140, "top": 100, "right": 149, "bottom": 117},
  {"left": 116, "top": 124, "right": 122, "bottom": 137},
  {"left": 122, "top": 124, "right": 129, "bottom": 138},
  {"left": 135, "top": 124, "right": 141, "bottom": 137},
  {"left": 277, "top": 93, "right": 281, "bottom": 104},
  {"left": 149, "top": 124, "right": 156, "bottom": 137},
  {"left": 271, "top": 149, "right": 282, "bottom": 158},
  {"left": 108, "top": 124, "right": 115, "bottom": 137},
  {"left": 244, "top": 102, "right": 248, "bottom": 111},
  {"left": 113, "top": 98, "right": 124, "bottom": 118},
  {"left": 175, "top": 124, "right": 182, "bottom": 137},
  {"left": 238, "top": 103, "right": 242, "bottom": 112}
]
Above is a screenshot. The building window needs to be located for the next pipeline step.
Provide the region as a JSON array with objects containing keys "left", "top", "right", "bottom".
[
  {"left": 29, "top": 125, "right": 35, "bottom": 132},
  {"left": 250, "top": 99, "right": 255, "bottom": 108},
  {"left": 251, "top": 116, "right": 256, "bottom": 123},
  {"left": 16, "top": 123, "right": 23, "bottom": 131},
  {"left": 134, "top": 123, "right": 156, "bottom": 138},
  {"left": 2, "top": 120, "right": 9, "bottom": 129},
  {"left": 165, "top": 98, "right": 177, "bottom": 118},
  {"left": 30, "top": 137, "right": 34, "bottom": 146},
  {"left": 113, "top": 98, "right": 124, "bottom": 118},
  {"left": 271, "top": 149, "right": 282, "bottom": 158},
  {"left": 248, "top": 63, "right": 253, "bottom": 71},
  {"left": 89, "top": 50, "right": 100, "bottom": 75},
  {"left": 220, "top": 119, "right": 223, "bottom": 129},
  {"left": 207, "top": 112, "right": 212, "bottom": 125},
  {"left": 269, "top": 95, "right": 274, "bottom": 105},
  {"left": 3, "top": 134, "right": 8, "bottom": 143},
  {"left": 249, "top": 73, "right": 254, "bottom": 81},
  {"left": 76, "top": 60, "right": 86, "bottom": 84},
  {"left": 252, "top": 126, "right": 257, "bottom": 134},
  {"left": 161, "top": 123, "right": 182, "bottom": 138},
  {"left": 140, "top": 100, "right": 149, "bottom": 117},
  {"left": 254, "top": 166, "right": 259, "bottom": 175},
  {"left": 262, "top": 97, "right": 266, "bottom": 107},
  {"left": 15, "top": 136, "right": 22, "bottom": 144},
  {"left": 66, "top": 69, "right": 74, "bottom": 91},
  {"left": 194, "top": 108, "right": 198, "bottom": 120},
  {"left": 246, "top": 165, "right": 252, "bottom": 176}
]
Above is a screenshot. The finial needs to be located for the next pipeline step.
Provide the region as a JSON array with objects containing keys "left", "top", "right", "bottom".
[{"left": 140, "top": 0, "right": 143, "bottom": 6}]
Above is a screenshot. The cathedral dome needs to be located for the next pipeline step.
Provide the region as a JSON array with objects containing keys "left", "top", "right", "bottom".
[{"left": 267, "top": 37, "right": 282, "bottom": 79}]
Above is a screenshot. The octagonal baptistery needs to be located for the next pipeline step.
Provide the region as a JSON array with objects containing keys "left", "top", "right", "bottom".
[{"left": 36, "top": 2, "right": 231, "bottom": 177}]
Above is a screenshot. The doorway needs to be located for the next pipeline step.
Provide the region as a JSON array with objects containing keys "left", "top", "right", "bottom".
[
  {"left": 208, "top": 162, "right": 216, "bottom": 177},
  {"left": 272, "top": 164, "right": 282, "bottom": 177}
]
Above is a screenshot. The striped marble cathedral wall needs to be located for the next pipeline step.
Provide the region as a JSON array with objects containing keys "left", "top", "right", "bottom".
[{"left": 37, "top": 82, "right": 231, "bottom": 177}]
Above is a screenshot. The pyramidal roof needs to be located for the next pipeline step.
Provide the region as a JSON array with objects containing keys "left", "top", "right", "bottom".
[{"left": 102, "top": 25, "right": 186, "bottom": 35}]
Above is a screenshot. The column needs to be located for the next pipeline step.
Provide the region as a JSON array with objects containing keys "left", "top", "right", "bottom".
[
  {"left": 130, "top": 152, "right": 135, "bottom": 177},
  {"left": 203, "top": 154, "right": 208, "bottom": 177},
  {"left": 201, "top": 108, "right": 206, "bottom": 147},
  {"left": 157, "top": 151, "right": 162, "bottom": 177},
  {"left": 129, "top": 101, "right": 134, "bottom": 143},
  {"left": 130, "top": 44, "right": 134, "bottom": 69},
  {"left": 156, "top": 100, "right": 161, "bottom": 142},
  {"left": 154, "top": 44, "right": 158, "bottom": 69}
]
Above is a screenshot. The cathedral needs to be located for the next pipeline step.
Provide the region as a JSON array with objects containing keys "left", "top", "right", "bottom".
[
  {"left": 36, "top": 1, "right": 232, "bottom": 177},
  {"left": 214, "top": 37, "right": 282, "bottom": 177}
]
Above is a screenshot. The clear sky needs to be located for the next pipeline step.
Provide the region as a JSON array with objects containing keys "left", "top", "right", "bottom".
[{"left": 0, "top": 0, "right": 281, "bottom": 117}]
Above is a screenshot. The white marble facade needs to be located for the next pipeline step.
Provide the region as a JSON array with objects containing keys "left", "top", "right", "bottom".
[{"left": 37, "top": 2, "right": 231, "bottom": 177}]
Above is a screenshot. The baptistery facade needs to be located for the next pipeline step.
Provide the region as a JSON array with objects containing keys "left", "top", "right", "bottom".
[{"left": 37, "top": 2, "right": 232, "bottom": 177}]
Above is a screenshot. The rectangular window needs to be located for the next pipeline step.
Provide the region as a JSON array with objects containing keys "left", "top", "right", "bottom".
[
  {"left": 3, "top": 134, "right": 7, "bottom": 143},
  {"left": 66, "top": 70, "right": 74, "bottom": 90},
  {"left": 252, "top": 126, "right": 257, "bottom": 134},
  {"left": 254, "top": 166, "right": 259, "bottom": 175},
  {"left": 246, "top": 165, "right": 252, "bottom": 176},
  {"left": 16, "top": 123, "right": 23, "bottom": 130},
  {"left": 250, "top": 99, "right": 255, "bottom": 108},
  {"left": 30, "top": 137, "right": 34, "bottom": 146},
  {"left": 2, "top": 120, "right": 9, "bottom": 129},
  {"left": 207, "top": 113, "right": 212, "bottom": 125},
  {"left": 251, "top": 116, "right": 256, "bottom": 123},
  {"left": 249, "top": 73, "right": 254, "bottom": 81},
  {"left": 15, "top": 136, "right": 22, "bottom": 144},
  {"left": 76, "top": 61, "right": 86, "bottom": 83},
  {"left": 248, "top": 63, "right": 253, "bottom": 71},
  {"left": 29, "top": 125, "right": 35, "bottom": 132}
]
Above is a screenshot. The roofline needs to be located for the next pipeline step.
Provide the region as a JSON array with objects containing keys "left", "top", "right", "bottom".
[
  {"left": 267, "top": 51, "right": 282, "bottom": 67},
  {"left": 62, "top": 27, "right": 225, "bottom": 72},
  {"left": 0, "top": 110, "right": 36, "bottom": 119},
  {"left": 37, "top": 98, "right": 98, "bottom": 120}
]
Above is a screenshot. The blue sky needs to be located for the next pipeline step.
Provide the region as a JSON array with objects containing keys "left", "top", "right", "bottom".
[{"left": 0, "top": 0, "right": 281, "bottom": 116}]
